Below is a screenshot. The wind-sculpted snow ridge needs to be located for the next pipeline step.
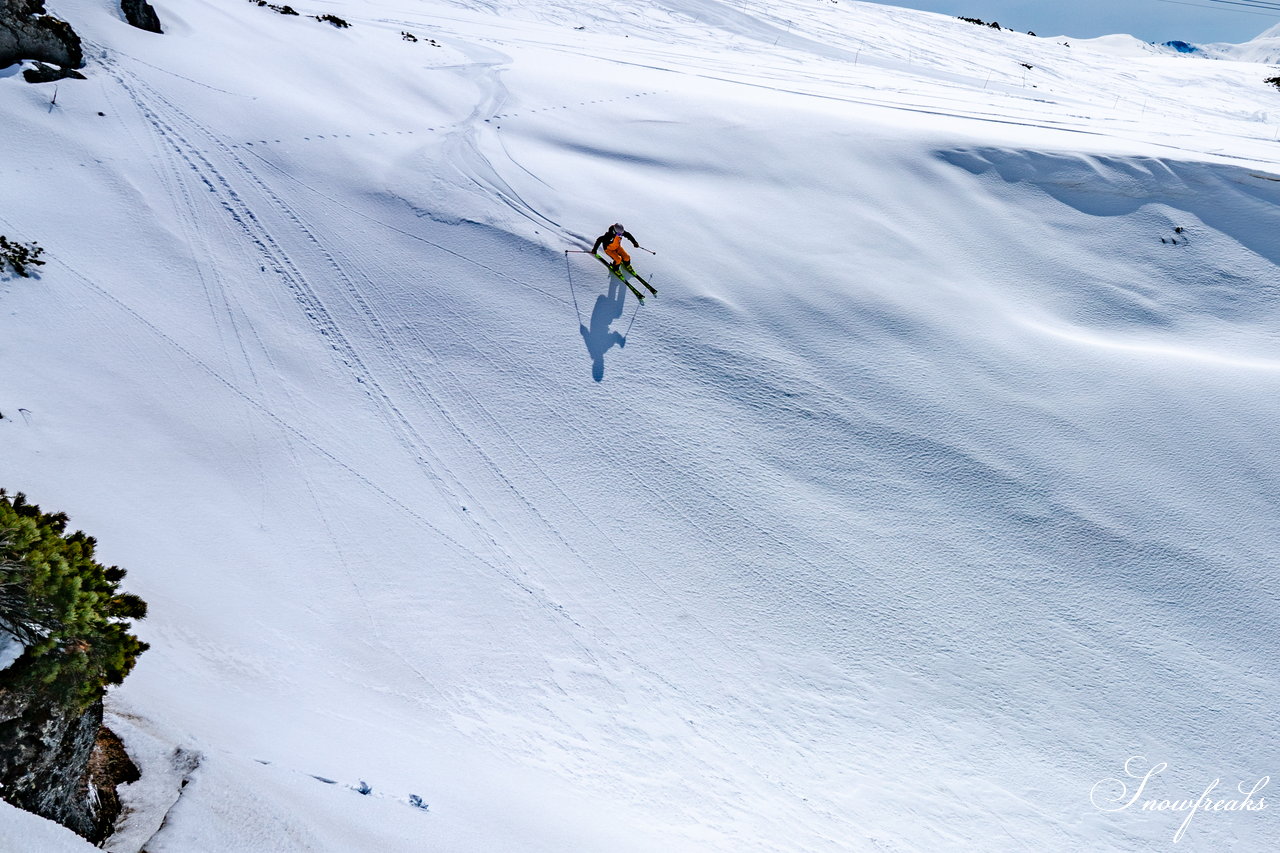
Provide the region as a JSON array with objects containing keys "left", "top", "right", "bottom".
[{"left": 2, "top": 0, "right": 1279, "bottom": 849}]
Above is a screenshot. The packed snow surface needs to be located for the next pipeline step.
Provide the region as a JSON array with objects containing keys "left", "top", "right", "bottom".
[{"left": 3, "top": 0, "right": 1280, "bottom": 849}]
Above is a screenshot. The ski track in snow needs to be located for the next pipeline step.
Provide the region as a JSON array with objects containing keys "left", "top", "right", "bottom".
[
  {"left": 95, "top": 38, "right": 814, "bottom": 819},
  {"left": 101, "top": 50, "right": 613, "bottom": 678}
]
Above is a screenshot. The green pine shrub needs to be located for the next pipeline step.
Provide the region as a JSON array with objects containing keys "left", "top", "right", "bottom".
[
  {"left": 0, "top": 491, "right": 149, "bottom": 712},
  {"left": 0, "top": 237, "right": 46, "bottom": 278}
]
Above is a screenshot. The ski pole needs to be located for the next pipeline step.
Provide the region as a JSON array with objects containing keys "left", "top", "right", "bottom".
[
  {"left": 565, "top": 249, "right": 592, "bottom": 254},
  {"left": 635, "top": 246, "right": 656, "bottom": 255}
]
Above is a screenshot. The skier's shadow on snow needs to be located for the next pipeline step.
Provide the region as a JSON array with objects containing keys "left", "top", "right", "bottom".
[{"left": 579, "top": 278, "right": 628, "bottom": 382}]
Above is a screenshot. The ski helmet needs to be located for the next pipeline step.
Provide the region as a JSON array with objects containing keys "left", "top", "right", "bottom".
[{"left": 612, "top": 223, "right": 625, "bottom": 233}]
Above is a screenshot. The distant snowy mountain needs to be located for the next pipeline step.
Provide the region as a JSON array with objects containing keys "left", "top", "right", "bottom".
[
  {"left": 1164, "top": 21, "right": 1280, "bottom": 62},
  {"left": 3, "top": 0, "right": 1280, "bottom": 850}
]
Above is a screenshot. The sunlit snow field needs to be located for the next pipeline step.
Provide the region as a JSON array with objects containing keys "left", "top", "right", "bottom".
[{"left": 3, "top": 0, "right": 1280, "bottom": 849}]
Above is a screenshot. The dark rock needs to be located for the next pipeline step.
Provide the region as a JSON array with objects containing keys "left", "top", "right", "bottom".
[
  {"left": 0, "top": 0, "right": 84, "bottom": 71},
  {"left": 81, "top": 725, "right": 140, "bottom": 837},
  {"left": 0, "top": 683, "right": 137, "bottom": 843},
  {"left": 253, "top": 2, "right": 300, "bottom": 16},
  {"left": 313, "top": 13, "right": 350, "bottom": 28},
  {"left": 120, "top": 0, "right": 162, "bottom": 34},
  {"left": 22, "top": 60, "right": 84, "bottom": 83}
]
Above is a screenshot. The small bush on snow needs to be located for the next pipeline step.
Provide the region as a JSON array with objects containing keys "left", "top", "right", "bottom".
[{"left": 0, "top": 237, "right": 45, "bottom": 278}]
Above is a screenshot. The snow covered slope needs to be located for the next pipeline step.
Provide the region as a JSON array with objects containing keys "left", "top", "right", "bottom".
[
  {"left": 0, "top": 800, "right": 97, "bottom": 852},
  {"left": 3, "top": 0, "right": 1280, "bottom": 849}
]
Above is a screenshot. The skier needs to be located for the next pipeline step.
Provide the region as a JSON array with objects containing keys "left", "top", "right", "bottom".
[{"left": 592, "top": 223, "right": 639, "bottom": 272}]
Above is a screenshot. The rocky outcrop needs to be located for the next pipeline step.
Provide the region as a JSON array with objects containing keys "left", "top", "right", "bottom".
[
  {"left": 0, "top": 687, "right": 138, "bottom": 844},
  {"left": 22, "top": 60, "right": 84, "bottom": 83},
  {"left": 120, "top": 0, "right": 162, "bottom": 34},
  {"left": 0, "top": 0, "right": 84, "bottom": 72}
]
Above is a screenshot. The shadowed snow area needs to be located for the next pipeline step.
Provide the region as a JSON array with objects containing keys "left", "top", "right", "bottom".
[{"left": 2, "top": 0, "right": 1279, "bottom": 849}]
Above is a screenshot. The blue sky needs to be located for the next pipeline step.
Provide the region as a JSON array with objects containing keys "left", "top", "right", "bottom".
[{"left": 871, "top": 0, "right": 1278, "bottom": 44}]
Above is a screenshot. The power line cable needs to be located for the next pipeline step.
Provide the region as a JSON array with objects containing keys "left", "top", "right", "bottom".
[
  {"left": 1154, "top": 0, "right": 1280, "bottom": 16},
  {"left": 1208, "top": 0, "right": 1280, "bottom": 12}
]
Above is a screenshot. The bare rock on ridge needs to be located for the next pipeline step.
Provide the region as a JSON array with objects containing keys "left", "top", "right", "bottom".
[
  {"left": 120, "top": 0, "right": 162, "bottom": 34},
  {"left": 0, "top": 0, "right": 83, "bottom": 72}
]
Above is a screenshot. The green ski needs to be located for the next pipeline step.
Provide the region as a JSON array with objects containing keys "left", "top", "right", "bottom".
[
  {"left": 622, "top": 263, "right": 657, "bottom": 296},
  {"left": 594, "top": 253, "right": 645, "bottom": 303}
]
